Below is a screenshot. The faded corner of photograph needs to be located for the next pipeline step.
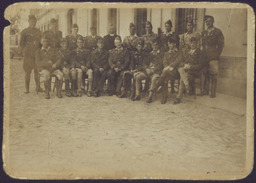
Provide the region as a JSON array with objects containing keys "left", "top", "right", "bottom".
[{"left": 5, "top": 3, "right": 252, "bottom": 180}]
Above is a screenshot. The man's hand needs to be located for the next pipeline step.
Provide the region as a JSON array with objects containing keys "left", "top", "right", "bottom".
[
  {"left": 169, "top": 67, "right": 174, "bottom": 71},
  {"left": 184, "top": 64, "right": 191, "bottom": 70},
  {"left": 114, "top": 67, "right": 119, "bottom": 72},
  {"left": 81, "top": 66, "right": 87, "bottom": 71},
  {"left": 99, "top": 68, "right": 104, "bottom": 72}
]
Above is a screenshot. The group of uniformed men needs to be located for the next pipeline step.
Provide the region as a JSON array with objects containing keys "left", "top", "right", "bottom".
[{"left": 19, "top": 14, "right": 224, "bottom": 104}]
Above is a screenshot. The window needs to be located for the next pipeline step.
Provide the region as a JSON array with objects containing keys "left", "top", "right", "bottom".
[
  {"left": 176, "top": 8, "right": 197, "bottom": 34},
  {"left": 91, "top": 8, "right": 98, "bottom": 31},
  {"left": 134, "top": 8, "right": 147, "bottom": 36},
  {"left": 67, "top": 9, "right": 74, "bottom": 34},
  {"left": 108, "top": 8, "right": 117, "bottom": 27}
]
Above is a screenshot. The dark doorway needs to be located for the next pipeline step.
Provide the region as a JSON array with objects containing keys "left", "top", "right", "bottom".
[{"left": 134, "top": 8, "right": 147, "bottom": 36}]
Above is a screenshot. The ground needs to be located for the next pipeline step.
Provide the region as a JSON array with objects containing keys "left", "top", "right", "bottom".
[{"left": 3, "top": 59, "right": 247, "bottom": 179}]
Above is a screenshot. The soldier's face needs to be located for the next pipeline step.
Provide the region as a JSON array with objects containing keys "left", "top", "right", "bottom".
[
  {"left": 191, "top": 41, "right": 197, "bottom": 50},
  {"left": 50, "top": 23, "right": 57, "bottom": 30},
  {"left": 28, "top": 19, "right": 36, "bottom": 28},
  {"left": 152, "top": 43, "right": 159, "bottom": 51},
  {"left": 77, "top": 40, "right": 84, "bottom": 49},
  {"left": 129, "top": 27, "right": 136, "bottom": 35},
  {"left": 205, "top": 18, "right": 214, "bottom": 28},
  {"left": 97, "top": 42, "right": 104, "bottom": 49},
  {"left": 108, "top": 27, "right": 116, "bottom": 34},
  {"left": 165, "top": 23, "right": 172, "bottom": 32},
  {"left": 61, "top": 42, "right": 67, "bottom": 49},
  {"left": 136, "top": 44, "right": 142, "bottom": 52},
  {"left": 168, "top": 42, "right": 176, "bottom": 50},
  {"left": 186, "top": 23, "right": 193, "bottom": 32},
  {"left": 72, "top": 28, "right": 79, "bottom": 35},
  {"left": 114, "top": 39, "right": 122, "bottom": 48},
  {"left": 146, "top": 25, "right": 152, "bottom": 34},
  {"left": 91, "top": 29, "right": 96, "bottom": 36},
  {"left": 41, "top": 39, "right": 48, "bottom": 48}
]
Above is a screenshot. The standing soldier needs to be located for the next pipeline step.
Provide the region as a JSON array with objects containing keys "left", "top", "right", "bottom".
[
  {"left": 202, "top": 15, "right": 224, "bottom": 98},
  {"left": 65, "top": 24, "right": 83, "bottom": 51},
  {"left": 42, "top": 18, "right": 62, "bottom": 51},
  {"left": 159, "top": 19, "right": 180, "bottom": 52},
  {"left": 142, "top": 21, "right": 158, "bottom": 53},
  {"left": 35, "top": 36, "right": 63, "bottom": 99},
  {"left": 107, "top": 37, "right": 130, "bottom": 96},
  {"left": 90, "top": 38, "right": 110, "bottom": 97},
  {"left": 146, "top": 39, "right": 165, "bottom": 103},
  {"left": 123, "top": 23, "right": 139, "bottom": 52},
  {"left": 103, "top": 24, "right": 121, "bottom": 51},
  {"left": 179, "top": 19, "right": 201, "bottom": 50},
  {"left": 19, "top": 15, "right": 42, "bottom": 94},
  {"left": 72, "top": 37, "right": 93, "bottom": 97},
  {"left": 84, "top": 26, "right": 102, "bottom": 51}
]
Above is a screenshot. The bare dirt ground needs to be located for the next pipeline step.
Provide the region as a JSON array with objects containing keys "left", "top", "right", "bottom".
[{"left": 4, "top": 59, "right": 247, "bottom": 179}]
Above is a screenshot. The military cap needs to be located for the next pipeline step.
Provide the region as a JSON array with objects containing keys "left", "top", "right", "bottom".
[
  {"left": 129, "top": 23, "right": 136, "bottom": 28},
  {"left": 97, "top": 38, "right": 104, "bottom": 44},
  {"left": 28, "top": 15, "right": 36, "bottom": 21},
  {"left": 165, "top": 19, "right": 173, "bottom": 27},
  {"left": 72, "top": 23, "right": 79, "bottom": 28},
  {"left": 145, "top": 21, "right": 153, "bottom": 28},
  {"left": 204, "top": 15, "right": 214, "bottom": 22},
  {"left": 190, "top": 37, "right": 198, "bottom": 43},
  {"left": 50, "top": 18, "right": 57, "bottom": 24}
]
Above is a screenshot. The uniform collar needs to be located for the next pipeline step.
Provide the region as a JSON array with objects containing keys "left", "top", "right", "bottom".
[
  {"left": 151, "top": 49, "right": 160, "bottom": 54},
  {"left": 146, "top": 32, "right": 154, "bottom": 36},
  {"left": 115, "top": 46, "right": 123, "bottom": 51},
  {"left": 76, "top": 48, "right": 84, "bottom": 52},
  {"left": 207, "top": 26, "right": 215, "bottom": 33},
  {"left": 165, "top": 31, "right": 173, "bottom": 36},
  {"left": 169, "top": 48, "right": 178, "bottom": 53},
  {"left": 41, "top": 46, "right": 50, "bottom": 51}
]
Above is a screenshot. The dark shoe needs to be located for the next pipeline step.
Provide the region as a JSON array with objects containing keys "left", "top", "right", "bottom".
[
  {"left": 87, "top": 91, "right": 93, "bottom": 97},
  {"left": 45, "top": 92, "right": 50, "bottom": 99},
  {"left": 24, "top": 91, "right": 30, "bottom": 94},
  {"left": 118, "top": 91, "right": 126, "bottom": 98},
  {"left": 78, "top": 90, "right": 83, "bottom": 97},
  {"left": 65, "top": 91, "right": 72, "bottom": 97},
  {"left": 173, "top": 98, "right": 181, "bottom": 104},
  {"left": 161, "top": 97, "right": 167, "bottom": 104},
  {"left": 72, "top": 91, "right": 79, "bottom": 97},
  {"left": 134, "top": 95, "right": 141, "bottom": 101},
  {"left": 36, "top": 87, "right": 44, "bottom": 93},
  {"left": 146, "top": 96, "right": 153, "bottom": 103},
  {"left": 57, "top": 92, "right": 63, "bottom": 98},
  {"left": 93, "top": 91, "right": 99, "bottom": 97}
]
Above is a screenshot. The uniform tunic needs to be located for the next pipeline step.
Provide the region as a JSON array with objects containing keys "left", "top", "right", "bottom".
[
  {"left": 84, "top": 35, "right": 102, "bottom": 51},
  {"left": 42, "top": 30, "right": 62, "bottom": 50},
  {"left": 179, "top": 31, "right": 201, "bottom": 49},
  {"left": 160, "top": 31, "right": 180, "bottom": 52},
  {"left": 142, "top": 32, "right": 158, "bottom": 52},
  {"left": 65, "top": 34, "right": 83, "bottom": 50},
  {"left": 123, "top": 35, "right": 139, "bottom": 52},
  {"left": 103, "top": 34, "right": 121, "bottom": 51}
]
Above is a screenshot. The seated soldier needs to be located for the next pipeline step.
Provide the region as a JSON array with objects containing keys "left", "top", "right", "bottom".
[
  {"left": 90, "top": 38, "right": 109, "bottom": 97},
  {"left": 148, "top": 38, "right": 182, "bottom": 104},
  {"left": 173, "top": 37, "right": 207, "bottom": 104},
  {"left": 84, "top": 26, "right": 102, "bottom": 51},
  {"left": 129, "top": 39, "right": 150, "bottom": 101},
  {"left": 36, "top": 36, "right": 63, "bottom": 99},
  {"left": 72, "top": 37, "right": 93, "bottom": 97},
  {"left": 58, "top": 38, "right": 73, "bottom": 97},
  {"left": 146, "top": 39, "right": 165, "bottom": 103},
  {"left": 107, "top": 37, "right": 130, "bottom": 96}
]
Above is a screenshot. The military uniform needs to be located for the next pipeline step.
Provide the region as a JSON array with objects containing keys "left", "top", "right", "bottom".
[
  {"left": 72, "top": 48, "right": 93, "bottom": 96},
  {"left": 35, "top": 46, "right": 63, "bottom": 98},
  {"left": 123, "top": 35, "right": 139, "bottom": 52},
  {"left": 160, "top": 31, "right": 180, "bottom": 52},
  {"left": 202, "top": 26, "right": 224, "bottom": 97},
  {"left": 174, "top": 47, "right": 207, "bottom": 103},
  {"left": 19, "top": 25, "right": 41, "bottom": 92},
  {"left": 179, "top": 31, "right": 201, "bottom": 49},
  {"left": 142, "top": 32, "right": 158, "bottom": 52},
  {"left": 107, "top": 47, "right": 130, "bottom": 95},
  {"left": 129, "top": 51, "right": 150, "bottom": 100},
  {"left": 103, "top": 34, "right": 121, "bottom": 51},
  {"left": 84, "top": 35, "right": 102, "bottom": 51},
  {"left": 42, "top": 30, "right": 62, "bottom": 50},
  {"left": 65, "top": 34, "right": 84, "bottom": 50},
  {"left": 90, "top": 48, "right": 109, "bottom": 95}
]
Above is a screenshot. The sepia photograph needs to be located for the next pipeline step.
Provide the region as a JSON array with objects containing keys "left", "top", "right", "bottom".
[{"left": 3, "top": 2, "right": 254, "bottom": 180}]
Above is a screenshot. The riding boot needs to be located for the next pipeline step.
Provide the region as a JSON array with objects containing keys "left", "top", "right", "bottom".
[
  {"left": 25, "top": 74, "right": 30, "bottom": 94},
  {"left": 210, "top": 79, "right": 217, "bottom": 98},
  {"left": 161, "top": 83, "right": 168, "bottom": 104},
  {"left": 71, "top": 79, "right": 78, "bottom": 97},
  {"left": 65, "top": 80, "right": 71, "bottom": 97},
  {"left": 56, "top": 79, "right": 63, "bottom": 98},
  {"left": 170, "top": 80, "right": 175, "bottom": 94},
  {"left": 44, "top": 80, "right": 50, "bottom": 99}
]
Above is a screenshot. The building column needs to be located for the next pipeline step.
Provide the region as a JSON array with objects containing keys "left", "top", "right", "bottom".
[
  {"left": 118, "top": 8, "right": 134, "bottom": 39},
  {"left": 99, "top": 9, "right": 108, "bottom": 37},
  {"left": 196, "top": 8, "right": 205, "bottom": 33},
  {"left": 76, "top": 9, "right": 89, "bottom": 37},
  {"left": 151, "top": 8, "right": 162, "bottom": 33}
]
